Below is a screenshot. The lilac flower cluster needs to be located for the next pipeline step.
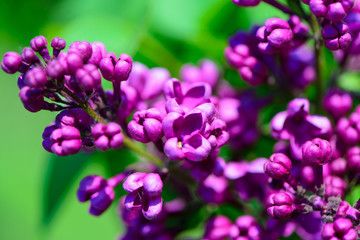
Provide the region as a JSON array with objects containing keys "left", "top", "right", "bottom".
[{"left": 3, "top": 0, "right": 360, "bottom": 238}]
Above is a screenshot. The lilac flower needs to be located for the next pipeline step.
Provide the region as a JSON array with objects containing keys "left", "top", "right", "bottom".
[
  {"left": 78, "top": 173, "right": 127, "bottom": 216},
  {"left": 229, "top": 215, "right": 262, "bottom": 240},
  {"left": 324, "top": 176, "right": 346, "bottom": 198},
  {"left": 256, "top": 18, "right": 293, "bottom": 54},
  {"left": 75, "top": 64, "right": 102, "bottom": 91},
  {"left": 123, "top": 172, "right": 163, "bottom": 220},
  {"left": 270, "top": 98, "right": 332, "bottom": 160},
  {"left": 288, "top": 15, "right": 309, "bottom": 48},
  {"left": 92, "top": 122, "right": 123, "bottom": 151},
  {"left": 19, "top": 86, "right": 45, "bottom": 112},
  {"left": 55, "top": 108, "right": 93, "bottom": 132},
  {"left": 24, "top": 67, "right": 48, "bottom": 88},
  {"left": 308, "top": 0, "right": 354, "bottom": 23},
  {"left": 42, "top": 125, "right": 82, "bottom": 156},
  {"left": 264, "top": 153, "right": 292, "bottom": 180},
  {"left": 68, "top": 41, "right": 93, "bottom": 63},
  {"left": 335, "top": 201, "right": 360, "bottom": 222},
  {"left": 128, "top": 108, "right": 165, "bottom": 143},
  {"left": 302, "top": 138, "right": 332, "bottom": 165},
  {"left": 322, "top": 218, "right": 357, "bottom": 240},
  {"left": 204, "top": 215, "right": 232, "bottom": 240},
  {"left": 50, "top": 37, "right": 66, "bottom": 57},
  {"left": 1, "top": 52, "right": 21, "bottom": 74},
  {"left": 232, "top": 0, "right": 261, "bottom": 7},
  {"left": 87, "top": 42, "right": 107, "bottom": 66},
  {"left": 163, "top": 110, "right": 212, "bottom": 161},
  {"left": 266, "top": 192, "right": 294, "bottom": 220},
  {"left": 322, "top": 22, "right": 352, "bottom": 51},
  {"left": 99, "top": 53, "right": 133, "bottom": 82},
  {"left": 30, "top": 35, "right": 50, "bottom": 61},
  {"left": 203, "top": 118, "right": 229, "bottom": 148},
  {"left": 197, "top": 174, "right": 229, "bottom": 204},
  {"left": 337, "top": 116, "right": 360, "bottom": 146},
  {"left": 180, "top": 59, "right": 219, "bottom": 88},
  {"left": 323, "top": 88, "right": 353, "bottom": 120},
  {"left": 163, "top": 78, "right": 215, "bottom": 118},
  {"left": 21, "top": 47, "right": 40, "bottom": 66},
  {"left": 329, "top": 157, "right": 347, "bottom": 176},
  {"left": 346, "top": 146, "right": 360, "bottom": 173}
]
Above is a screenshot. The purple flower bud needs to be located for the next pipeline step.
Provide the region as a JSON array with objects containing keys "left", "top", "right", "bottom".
[
  {"left": 92, "top": 122, "right": 123, "bottom": 151},
  {"left": 324, "top": 176, "right": 346, "bottom": 198},
  {"left": 143, "top": 173, "right": 163, "bottom": 198},
  {"left": 49, "top": 126, "right": 82, "bottom": 156},
  {"left": 346, "top": 146, "right": 360, "bottom": 172},
  {"left": 232, "top": 0, "right": 261, "bottom": 7},
  {"left": 87, "top": 42, "right": 104, "bottom": 66},
  {"left": 302, "top": 138, "right": 332, "bottom": 165},
  {"left": 128, "top": 108, "right": 165, "bottom": 143},
  {"left": 310, "top": 0, "right": 355, "bottom": 23},
  {"left": 66, "top": 52, "right": 83, "bottom": 75},
  {"left": 89, "top": 186, "right": 115, "bottom": 216},
  {"left": 19, "top": 86, "right": 44, "bottom": 112},
  {"left": 288, "top": 15, "right": 309, "bottom": 48},
  {"left": 114, "top": 53, "right": 132, "bottom": 82},
  {"left": 51, "top": 37, "right": 66, "bottom": 57},
  {"left": 46, "top": 60, "right": 66, "bottom": 79},
  {"left": 30, "top": 36, "right": 50, "bottom": 61},
  {"left": 204, "top": 215, "right": 232, "bottom": 240},
  {"left": 322, "top": 218, "right": 357, "bottom": 240},
  {"left": 238, "top": 56, "right": 268, "bottom": 85},
  {"left": 75, "top": 64, "right": 102, "bottom": 91},
  {"left": 55, "top": 108, "right": 93, "bottom": 132},
  {"left": 337, "top": 117, "right": 359, "bottom": 146},
  {"left": 1, "top": 52, "right": 21, "bottom": 74},
  {"left": 229, "top": 215, "right": 262, "bottom": 240},
  {"left": 20, "top": 47, "right": 39, "bottom": 65},
  {"left": 257, "top": 18, "right": 293, "bottom": 54},
  {"left": 322, "top": 22, "right": 352, "bottom": 51},
  {"left": 206, "top": 119, "right": 229, "bottom": 148},
  {"left": 69, "top": 41, "right": 93, "bottom": 63},
  {"left": 264, "top": 153, "right": 292, "bottom": 179},
  {"left": 77, "top": 175, "right": 107, "bottom": 202},
  {"left": 224, "top": 45, "right": 250, "bottom": 68},
  {"left": 266, "top": 192, "right": 294, "bottom": 219},
  {"left": 23, "top": 67, "right": 48, "bottom": 88},
  {"left": 99, "top": 56, "right": 116, "bottom": 81},
  {"left": 323, "top": 88, "right": 353, "bottom": 120}
]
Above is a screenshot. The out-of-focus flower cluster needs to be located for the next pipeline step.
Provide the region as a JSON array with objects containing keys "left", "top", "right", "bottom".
[{"left": 3, "top": 0, "right": 360, "bottom": 239}]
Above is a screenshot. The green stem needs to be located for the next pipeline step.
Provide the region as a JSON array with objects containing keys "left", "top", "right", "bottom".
[{"left": 61, "top": 86, "right": 163, "bottom": 167}]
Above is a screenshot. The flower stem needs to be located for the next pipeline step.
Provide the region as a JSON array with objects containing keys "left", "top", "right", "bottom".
[{"left": 61, "top": 86, "right": 163, "bottom": 167}]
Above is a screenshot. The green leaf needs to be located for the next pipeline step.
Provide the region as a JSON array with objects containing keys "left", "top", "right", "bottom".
[
  {"left": 338, "top": 72, "right": 360, "bottom": 92},
  {"left": 42, "top": 153, "right": 91, "bottom": 225},
  {"left": 346, "top": 185, "right": 360, "bottom": 206}
]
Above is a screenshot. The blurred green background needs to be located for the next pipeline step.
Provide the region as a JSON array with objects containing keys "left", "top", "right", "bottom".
[{"left": 0, "top": 0, "right": 285, "bottom": 239}]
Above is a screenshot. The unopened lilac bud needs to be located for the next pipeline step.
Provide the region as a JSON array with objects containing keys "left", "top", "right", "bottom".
[
  {"left": 19, "top": 86, "right": 44, "bottom": 112},
  {"left": 1, "top": 52, "right": 21, "bottom": 74},
  {"left": 324, "top": 176, "right": 346, "bottom": 198},
  {"left": 114, "top": 53, "right": 132, "bottom": 81},
  {"left": 257, "top": 18, "right": 293, "bottom": 54},
  {"left": 51, "top": 37, "right": 66, "bottom": 57},
  {"left": 302, "top": 138, "right": 332, "bottom": 165},
  {"left": 198, "top": 175, "right": 229, "bottom": 204},
  {"left": 322, "top": 22, "right": 352, "bottom": 50},
  {"left": 239, "top": 56, "right": 267, "bottom": 85},
  {"left": 322, "top": 218, "right": 357, "bottom": 240},
  {"left": 46, "top": 60, "right": 65, "bottom": 80},
  {"left": 204, "top": 215, "right": 232, "bottom": 240},
  {"left": 75, "top": 64, "right": 101, "bottom": 91},
  {"left": 66, "top": 52, "right": 83, "bottom": 75},
  {"left": 30, "top": 36, "right": 50, "bottom": 61},
  {"left": 323, "top": 88, "right": 352, "bottom": 120},
  {"left": 264, "top": 153, "right": 292, "bottom": 179},
  {"left": 87, "top": 42, "right": 104, "bottom": 66},
  {"left": 128, "top": 108, "right": 164, "bottom": 143},
  {"left": 92, "top": 122, "right": 123, "bottom": 151},
  {"left": 266, "top": 192, "right": 293, "bottom": 219},
  {"left": 99, "top": 57, "right": 115, "bottom": 81},
  {"left": 335, "top": 201, "right": 360, "bottom": 222},
  {"left": 23, "top": 67, "right": 48, "bottom": 88},
  {"left": 346, "top": 146, "right": 360, "bottom": 172},
  {"left": 232, "top": 0, "right": 261, "bottom": 7},
  {"left": 224, "top": 45, "right": 250, "bottom": 68},
  {"left": 69, "top": 41, "right": 93, "bottom": 63},
  {"left": 77, "top": 175, "right": 107, "bottom": 202},
  {"left": 20, "top": 47, "right": 39, "bottom": 65},
  {"left": 229, "top": 215, "right": 262, "bottom": 240},
  {"left": 89, "top": 186, "right": 115, "bottom": 216}
]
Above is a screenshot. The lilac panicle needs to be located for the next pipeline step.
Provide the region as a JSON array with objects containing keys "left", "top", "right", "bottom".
[
  {"left": 257, "top": 18, "right": 293, "bottom": 54},
  {"left": 92, "top": 122, "right": 123, "bottom": 151},
  {"left": 123, "top": 172, "right": 163, "bottom": 220},
  {"left": 128, "top": 108, "right": 165, "bottom": 143},
  {"left": 264, "top": 153, "right": 292, "bottom": 180},
  {"left": 302, "top": 138, "right": 332, "bottom": 165}
]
